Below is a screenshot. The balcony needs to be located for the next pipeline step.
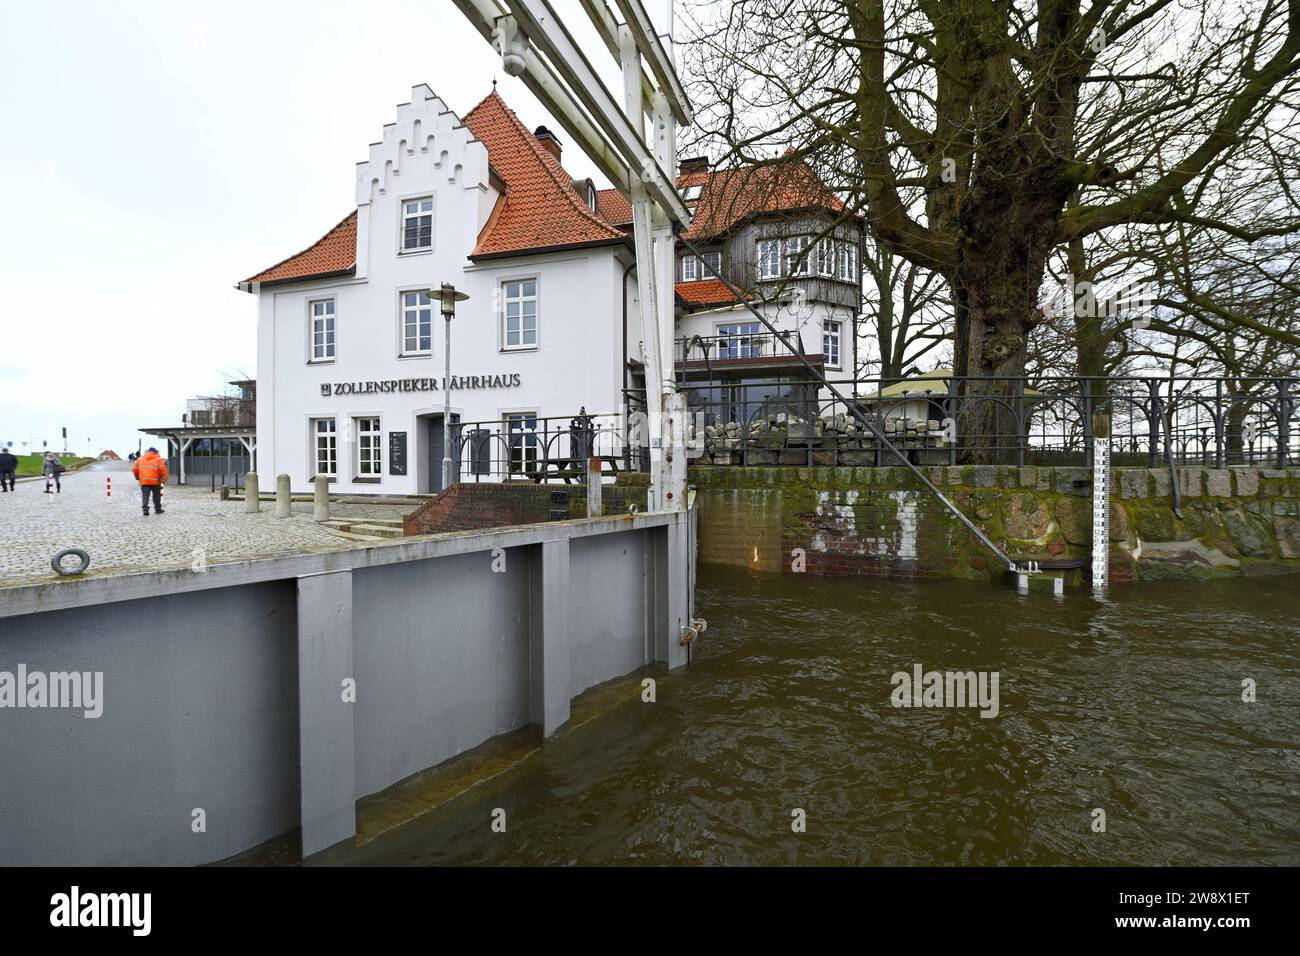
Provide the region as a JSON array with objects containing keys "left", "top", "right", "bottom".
[{"left": 673, "top": 332, "right": 821, "bottom": 378}]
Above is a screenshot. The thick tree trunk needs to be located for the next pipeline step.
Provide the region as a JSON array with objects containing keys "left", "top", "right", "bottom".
[{"left": 952, "top": 195, "right": 1059, "bottom": 463}]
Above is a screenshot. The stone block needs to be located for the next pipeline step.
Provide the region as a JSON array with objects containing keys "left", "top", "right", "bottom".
[
  {"left": 1035, "top": 467, "right": 1054, "bottom": 492},
  {"left": 1134, "top": 506, "right": 1179, "bottom": 542},
  {"left": 1054, "top": 467, "right": 1090, "bottom": 496},
  {"left": 974, "top": 466, "right": 998, "bottom": 487},
  {"left": 1003, "top": 493, "right": 1051, "bottom": 539},
  {"left": 1233, "top": 468, "right": 1259, "bottom": 497},
  {"left": 1178, "top": 468, "right": 1203, "bottom": 498},
  {"left": 1150, "top": 468, "right": 1171, "bottom": 497},
  {"left": 1274, "top": 515, "right": 1300, "bottom": 558},
  {"left": 1223, "top": 509, "right": 1274, "bottom": 556},
  {"left": 1203, "top": 469, "right": 1231, "bottom": 498},
  {"left": 1136, "top": 540, "right": 1240, "bottom": 580},
  {"left": 1110, "top": 501, "right": 1129, "bottom": 542},
  {"left": 1055, "top": 496, "right": 1091, "bottom": 545},
  {"left": 1119, "top": 470, "right": 1149, "bottom": 499}
]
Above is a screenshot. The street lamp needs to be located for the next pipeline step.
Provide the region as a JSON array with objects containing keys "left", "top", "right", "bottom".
[{"left": 435, "top": 283, "right": 470, "bottom": 490}]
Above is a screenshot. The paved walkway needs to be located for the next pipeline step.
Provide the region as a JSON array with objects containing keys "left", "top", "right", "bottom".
[{"left": 0, "top": 461, "right": 409, "bottom": 587}]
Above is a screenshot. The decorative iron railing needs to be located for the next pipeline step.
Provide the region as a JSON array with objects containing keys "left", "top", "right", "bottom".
[
  {"left": 625, "top": 375, "right": 1297, "bottom": 469},
  {"left": 449, "top": 409, "right": 634, "bottom": 483},
  {"left": 674, "top": 331, "right": 787, "bottom": 366},
  {"left": 438, "top": 376, "right": 1294, "bottom": 484}
]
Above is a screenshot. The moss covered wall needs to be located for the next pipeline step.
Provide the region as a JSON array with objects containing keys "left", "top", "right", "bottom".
[{"left": 691, "top": 465, "right": 1300, "bottom": 584}]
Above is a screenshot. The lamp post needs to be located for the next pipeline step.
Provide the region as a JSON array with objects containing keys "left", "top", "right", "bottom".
[{"left": 435, "top": 283, "right": 470, "bottom": 490}]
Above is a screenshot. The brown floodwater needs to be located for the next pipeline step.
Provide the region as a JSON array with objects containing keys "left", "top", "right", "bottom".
[{"left": 315, "top": 566, "right": 1299, "bottom": 866}]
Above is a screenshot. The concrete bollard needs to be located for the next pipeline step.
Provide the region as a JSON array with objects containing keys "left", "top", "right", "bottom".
[
  {"left": 276, "top": 474, "right": 291, "bottom": 518},
  {"left": 244, "top": 472, "right": 260, "bottom": 513},
  {"left": 313, "top": 474, "right": 330, "bottom": 522},
  {"left": 586, "top": 457, "right": 603, "bottom": 518}
]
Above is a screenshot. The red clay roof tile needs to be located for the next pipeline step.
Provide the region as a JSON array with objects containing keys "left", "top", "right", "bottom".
[
  {"left": 463, "top": 91, "right": 626, "bottom": 257},
  {"left": 675, "top": 279, "right": 745, "bottom": 307},
  {"left": 242, "top": 94, "right": 844, "bottom": 286},
  {"left": 598, "top": 156, "right": 844, "bottom": 241}
]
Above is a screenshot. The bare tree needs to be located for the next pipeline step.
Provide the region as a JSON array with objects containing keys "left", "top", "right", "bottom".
[
  {"left": 862, "top": 241, "right": 951, "bottom": 378},
  {"left": 681, "top": 0, "right": 1300, "bottom": 458}
]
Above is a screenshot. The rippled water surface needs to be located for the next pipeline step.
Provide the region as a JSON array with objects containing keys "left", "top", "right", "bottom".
[{"left": 328, "top": 567, "right": 1300, "bottom": 866}]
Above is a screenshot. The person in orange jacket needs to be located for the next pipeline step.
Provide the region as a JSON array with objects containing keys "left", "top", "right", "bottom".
[{"left": 132, "top": 447, "right": 169, "bottom": 516}]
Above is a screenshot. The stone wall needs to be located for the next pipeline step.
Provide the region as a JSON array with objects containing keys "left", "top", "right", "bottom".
[
  {"left": 691, "top": 464, "right": 1300, "bottom": 583},
  {"left": 404, "top": 477, "right": 647, "bottom": 535},
  {"left": 698, "top": 411, "right": 948, "bottom": 467}
]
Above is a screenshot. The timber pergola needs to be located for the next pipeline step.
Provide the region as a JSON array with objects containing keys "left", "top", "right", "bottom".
[{"left": 138, "top": 424, "right": 257, "bottom": 486}]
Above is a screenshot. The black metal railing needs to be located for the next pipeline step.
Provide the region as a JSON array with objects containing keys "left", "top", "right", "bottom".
[
  {"left": 450, "top": 409, "right": 635, "bottom": 483},
  {"left": 675, "top": 331, "right": 792, "bottom": 366},
  {"left": 622, "top": 374, "right": 1297, "bottom": 468}
]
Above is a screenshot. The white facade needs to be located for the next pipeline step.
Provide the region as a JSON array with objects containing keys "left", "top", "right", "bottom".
[
  {"left": 248, "top": 85, "right": 862, "bottom": 495},
  {"left": 251, "top": 87, "right": 634, "bottom": 495}
]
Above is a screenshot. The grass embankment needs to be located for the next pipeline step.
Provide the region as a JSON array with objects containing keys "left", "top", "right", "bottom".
[{"left": 13, "top": 455, "right": 95, "bottom": 476}]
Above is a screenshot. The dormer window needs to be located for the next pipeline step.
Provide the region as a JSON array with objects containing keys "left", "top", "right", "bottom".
[
  {"left": 402, "top": 197, "right": 433, "bottom": 252},
  {"left": 682, "top": 183, "right": 703, "bottom": 203},
  {"left": 587, "top": 183, "right": 598, "bottom": 211}
]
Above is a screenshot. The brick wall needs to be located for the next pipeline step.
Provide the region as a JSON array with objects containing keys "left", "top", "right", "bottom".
[
  {"left": 404, "top": 479, "right": 648, "bottom": 535},
  {"left": 692, "top": 464, "right": 1300, "bottom": 584}
]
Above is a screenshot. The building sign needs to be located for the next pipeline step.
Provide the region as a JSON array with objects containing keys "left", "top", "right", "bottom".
[
  {"left": 388, "top": 431, "right": 407, "bottom": 475},
  {"left": 320, "top": 374, "right": 521, "bottom": 397}
]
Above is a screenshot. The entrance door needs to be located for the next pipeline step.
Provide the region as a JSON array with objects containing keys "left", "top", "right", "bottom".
[{"left": 427, "top": 413, "right": 461, "bottom": 493}]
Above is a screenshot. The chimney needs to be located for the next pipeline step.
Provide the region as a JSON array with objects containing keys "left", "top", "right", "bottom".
[
  {"left": 678, "top": 156, "right": 709, "bottom": 176},
  {"left": 534, "top": 125, "right": 562, "bottom": 163}
]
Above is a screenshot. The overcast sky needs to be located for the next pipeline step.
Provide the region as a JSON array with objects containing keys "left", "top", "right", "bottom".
[{"left": 0, "top": 0, "right": 650, "bottom": 456}]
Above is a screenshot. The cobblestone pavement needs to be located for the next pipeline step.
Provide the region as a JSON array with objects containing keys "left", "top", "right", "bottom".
[{"left": 0, "top": 461, "right": 411, "bottom": 587}]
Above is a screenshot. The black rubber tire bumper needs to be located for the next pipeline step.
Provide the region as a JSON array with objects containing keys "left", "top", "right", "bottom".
[{"left": 51, "top": 548, "right": 91, "bottom": 576}]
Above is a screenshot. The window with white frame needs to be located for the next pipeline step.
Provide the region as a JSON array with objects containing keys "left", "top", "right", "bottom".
[
  {"left": 784, "top": 236, "right": 811, "bottom": 276},
  {"left": 682, "top": 183, "right": 703, "bottom": 202},
  {"left": 837, "top": 240, "right": 859, "bottom": 282},
  {"left": 758, "top": 238, "right": 780, "bottom": 279},
  {"left": 356, "top": 417, "right": 381, "bottom": 477},
  {"left": 823, "top": 320, "right": 842, "bottom": 369},
  {"left": 505, "top": 412, "right": 538, "bottom": 474},
  {"left": 401, "top": 197, "right": 433, "bottom": 252},
  {"left": 817, "top": 239, "right": 835, "bottom": 276},
  {"left": 701, "top": 251, "right": 722, "bottom": 280},
  {"left": 718, "top": 321, "right": 764, "bottom": 359},
  {"left": 312, "top": 418, "right": 337, "bottom": 478},
  {"left": 401, "top": 291, "right": 433, "bottom": 354},
  {"left": 680, "top": 255, "right": 698, "bottom": 282},
  {"left": 310, "top": 299, "right": 335, "bottom": 361},
  {"left": 502, "top": 279, "right": 538, "bottom": 349}
]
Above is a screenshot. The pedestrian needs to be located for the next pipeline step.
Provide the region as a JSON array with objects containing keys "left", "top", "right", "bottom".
[
  {"left": 132, "top": 446, "right": 168, "bottom": 516},
  {"left": 42, "top": 452, "right": 64, "bottom": 493},
  {"left": 0, "top": 447, "right": 16, "bottom": 492}
]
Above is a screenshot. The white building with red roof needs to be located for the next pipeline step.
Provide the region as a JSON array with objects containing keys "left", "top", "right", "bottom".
[{"left": 241, "top": 84, "right": 863, "bottom": 495}]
